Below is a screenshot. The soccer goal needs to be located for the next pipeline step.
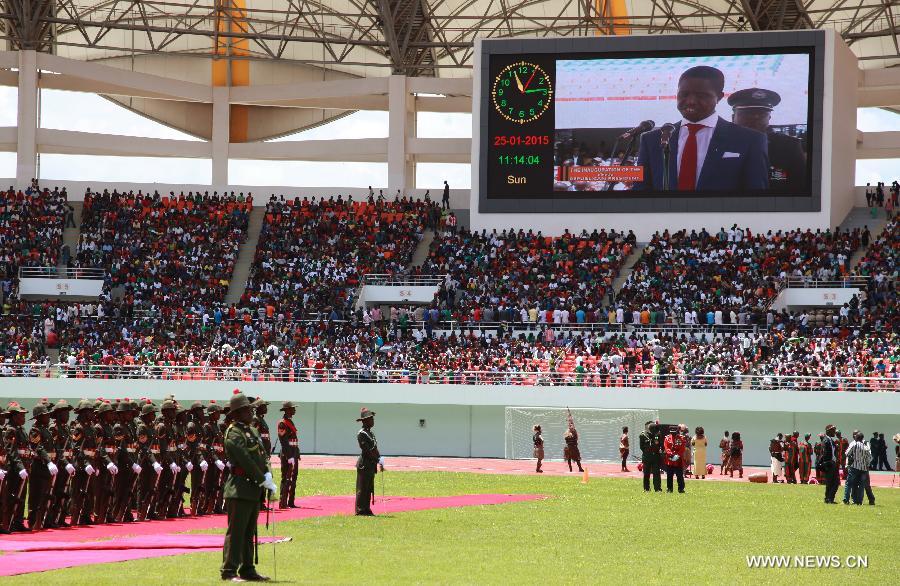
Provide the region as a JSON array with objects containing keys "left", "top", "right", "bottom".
[{"left": 505, "top": 407, "right": 660, "bottom": 461}]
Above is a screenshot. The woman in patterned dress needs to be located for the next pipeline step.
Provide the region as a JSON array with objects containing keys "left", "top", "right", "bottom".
[
  {"left": 533, "top": 425, "right": 544, "bottom": 473},
  {"left": 726, "top": 431, "right": 744, "bottom": 478}
]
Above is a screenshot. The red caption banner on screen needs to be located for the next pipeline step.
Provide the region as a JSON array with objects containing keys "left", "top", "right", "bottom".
[{"left": 565, "top": 166, "right": 644, "bottom": 182}]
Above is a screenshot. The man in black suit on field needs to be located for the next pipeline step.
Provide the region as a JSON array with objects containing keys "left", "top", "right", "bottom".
[{"left": 634, "top": 66, "right": 769, "bottom": 193}]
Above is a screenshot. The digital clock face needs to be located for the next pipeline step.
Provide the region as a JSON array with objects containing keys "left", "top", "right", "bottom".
[{"left": 491, "top": 61, "right": 553, "bottom": 124}]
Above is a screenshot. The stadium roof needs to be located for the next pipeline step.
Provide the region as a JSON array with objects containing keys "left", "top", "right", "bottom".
[{"left": 2, "top": 0, "right": 900, "bottom": 78}]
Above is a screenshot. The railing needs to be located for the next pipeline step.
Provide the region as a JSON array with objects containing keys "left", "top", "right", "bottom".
[
  {"left": 1, "top": 363, "right": 895, "bottom": 392},
  {"left": 780, "top": 276, "right": 871, "bottom": 289},
  {"left": 19, "top": 266, "right": 107, "bottom": 280},
  {"left": 361, "top": 274, "right": 447, "bottom": 287}
]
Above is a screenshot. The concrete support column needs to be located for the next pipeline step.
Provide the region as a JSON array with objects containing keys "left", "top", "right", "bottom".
[
  {"left": 16, "top": 50, "right": 39, "bottom": 185},
  {"left": 388, "top": 74, "right": 415, "bottom": 194},
  {"left": 211, "top": 86, "right": 230, "bottom": 187}
]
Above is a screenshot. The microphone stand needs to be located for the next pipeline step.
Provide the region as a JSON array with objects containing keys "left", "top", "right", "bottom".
[
  {"left": 605, "top": 134, "right": 639, "bottom": 192},
  {"left": 662, "top": 141, "right": 670, "bottom": 192}
]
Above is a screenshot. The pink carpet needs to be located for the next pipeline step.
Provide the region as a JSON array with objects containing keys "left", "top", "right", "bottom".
[{"left": 0, "top": 494, "right": 542, "bottom": 576}]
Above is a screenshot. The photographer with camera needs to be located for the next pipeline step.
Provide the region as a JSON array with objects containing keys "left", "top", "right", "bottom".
[{"left": 639, "top": 421, "right": 662, "bottom": 492}]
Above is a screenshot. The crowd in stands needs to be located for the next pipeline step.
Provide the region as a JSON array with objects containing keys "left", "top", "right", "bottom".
[
  {"left": 617, "top": 225, "right": 863, "bottom": 322},
  {"left": 417, "top": 227, "right": 636, "bottom": 323},
  {"left": 0, "top": 183, "right": 896, "bottom": 390},
  {"left": 241, "top": 194, "right": 438, "bottom": 317},
  {"left": 0, "top": 184, "right": 68, "bottom": 297},
  {"left": 75, "top": 189, "right": 251, "bottom": 307}
]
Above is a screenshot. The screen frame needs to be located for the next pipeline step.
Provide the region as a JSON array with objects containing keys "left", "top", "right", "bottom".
[{"left": 475, "top": 31, "right": 826, "bottom": 214}]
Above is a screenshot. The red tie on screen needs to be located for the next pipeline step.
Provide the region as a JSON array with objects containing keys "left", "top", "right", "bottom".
[{"left": 678, "top": 123, "right": 704, "bottom": 191}]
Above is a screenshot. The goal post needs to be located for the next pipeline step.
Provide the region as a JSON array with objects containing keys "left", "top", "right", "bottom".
[{"left": 505, "top": 407, "right": 660, "bottom": 461}]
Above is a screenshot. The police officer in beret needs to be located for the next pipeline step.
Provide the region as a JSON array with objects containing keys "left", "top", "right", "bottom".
[
  {"left": 728, "top": 87, "right": 807, "bottom": 194},
  {"left": 221, "top": 390, "right": 276, "bottom": 582}
]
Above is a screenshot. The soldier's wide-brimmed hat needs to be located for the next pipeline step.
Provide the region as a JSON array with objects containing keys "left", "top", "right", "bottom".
[
  {"left": 31, "top": 403, "right": 49, "bottom": 419},
  {"left": 356, "top": 407, "right": 375, "bottom": 422},
  {"left": 116, "top": 400, "right": 132, "bottom": 412},
  {"left": 51, "top": 399, "right": 73, "bottom": 413},
  {"left": 229, "top": 390, "right": 253, "bottom": 412},
  {"left": 280, "top": 401, "right": 297, "bottom": 412},
  {"left": 190, "top": 400, "right": 205, "bottom": 412},
  {"left": 207, "top": 400, "right": 223, "bottom": 414},
  {"left": 141, "top": 401, "right": 157, "bottom": 417},
  {"left": 6, "top": 402, "right": 26, "bottom": 414},
  {"left": 96, "top": 401, "right": 114, "bottom": 414},
  {"left": 74, "top": 399, "right": 94, "bottom": 412},
  {"left": 253, "top": 397, "right": 269, "bottom": 408},
  {"left": 160, "top": 400, "right": 177, "bottom": 411},
  {"left": 825, "top": 424, "right": 836, "bottom": 432}
]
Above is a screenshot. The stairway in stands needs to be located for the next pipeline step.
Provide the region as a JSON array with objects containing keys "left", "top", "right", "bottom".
[
  {"left": 611, "top": 244, "right": 646, "bottom": 297},
  {"left": 409, "top": 228, "right": 436, "bottom": 269},
  {"left": 839, "top": 207, "right": 889, "bottom": 270},
  {"left": 58, "top": 201, "right": 83, "bottom": 270},
  {"left": 225, "top": 207, "right": 266, "bottom": 305}
]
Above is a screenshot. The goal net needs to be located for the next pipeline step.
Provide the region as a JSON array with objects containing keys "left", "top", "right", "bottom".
[{"left": 505, "top": 407, "right": 659, "bottom": 461}]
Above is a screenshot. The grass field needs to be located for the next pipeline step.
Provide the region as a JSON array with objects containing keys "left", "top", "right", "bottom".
[{"left": 5, "top": 469, "right": 898, "bottom": 585}]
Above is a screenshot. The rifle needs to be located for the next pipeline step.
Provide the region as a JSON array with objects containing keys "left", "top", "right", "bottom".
[
  {"left": 5, "top": 473, "right": 27, "bottom": 533},
  {"left": 116, "top": 469, "right": 142, "bottom": 523},
  {"left": 139, "top": 467, "right": 162, "bottom": 521}
]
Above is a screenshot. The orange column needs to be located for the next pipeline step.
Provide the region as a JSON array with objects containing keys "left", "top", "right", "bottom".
[
  {"left": 212, "top": 0, "right": 250, "bottom": 142},
  {"left": 594, "top": 0, "right": 631, "bottom": 36}
]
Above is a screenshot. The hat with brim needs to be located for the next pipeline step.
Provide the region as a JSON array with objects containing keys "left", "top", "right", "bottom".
[
  {"left": 253, "top": 397, "right": 269, "bottom": 408},
  {"left": 356, "top": 407, "right": 375, "bottom": 422},
  {"left": 74, "top": 399, "right": 94, "bottom": 413},
  {"left": 229, "top": 390, "right": 253, "bottom": 412},
  {"left": 280, "top": 401, "right": 296, "bottom": 412},
  {"left": 6, "top": 403, "right": 25, "bottom": 415},
  {"left": 32, "top": 404, "right": 49, "bottom": 419},
  {"left": 51, "top": 399, "right": 73, "bottom": 413}
]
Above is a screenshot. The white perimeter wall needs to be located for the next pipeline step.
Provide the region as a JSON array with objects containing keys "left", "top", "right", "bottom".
[
  {"left": 3, "top": 380, "right": 898, "bottom": 467},
  {"left": 468, "top": 31, "right": 859, "bottom": 240}
]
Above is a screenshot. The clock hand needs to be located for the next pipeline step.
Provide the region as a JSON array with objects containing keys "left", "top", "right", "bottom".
[
  {"left": 513, "top": 71, "right": 524, "bottom": 93},
  {"left": 524, "top": 88, "right": 548, "bottom": 94},
  {"left": 523, "top": 68, "right": 537, "bottom": 91}
]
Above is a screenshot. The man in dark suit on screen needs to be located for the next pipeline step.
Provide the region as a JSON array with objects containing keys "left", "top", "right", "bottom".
[{"left": 634, "top": 65, "right": 769, "bottom": 193}]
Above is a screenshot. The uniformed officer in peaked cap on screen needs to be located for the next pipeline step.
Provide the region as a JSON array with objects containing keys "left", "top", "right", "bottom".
[{"left": 729, "top": 87, "right": 807, "bottom": 194}]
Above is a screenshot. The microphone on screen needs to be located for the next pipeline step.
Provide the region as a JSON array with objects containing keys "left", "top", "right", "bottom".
[
  {"left": 659, "top": 123, "right": 676, "bottom": 149},
  {"left": 619, "top": 120, "right": 655, "bottom": 140}
]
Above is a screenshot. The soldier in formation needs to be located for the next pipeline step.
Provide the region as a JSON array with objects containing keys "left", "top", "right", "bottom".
[{"left": 0, "top": 394, "right": 288, "bottom": 532}]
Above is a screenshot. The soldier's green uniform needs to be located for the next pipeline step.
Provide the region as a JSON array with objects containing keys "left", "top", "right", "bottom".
[
  {"left": 47, "top": 400, "right": 75, "bottom": 528},
  {"left": 639, "top": 423, "right": 663, "bottom": 492},
  {"left": 27, "top": 404, "right": 55, "bottom": 530},
  {"left": 355, "top": 407, "right": 380, "bottom": 516},
  {"left": 220, "top": 392, "right": 272, "bottom": 582}
]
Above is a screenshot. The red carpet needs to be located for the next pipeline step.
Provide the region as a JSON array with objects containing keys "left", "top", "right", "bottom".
[{"left": 0, "top": 494, "right": 542, "bottom": 576}]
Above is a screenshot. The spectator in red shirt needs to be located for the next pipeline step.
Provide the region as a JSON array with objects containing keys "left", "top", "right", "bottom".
[{"left": 664, "top": 425, "right": 687, "bottom": 493}]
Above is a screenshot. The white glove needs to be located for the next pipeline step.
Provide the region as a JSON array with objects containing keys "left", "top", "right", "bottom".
[
  {"left": 378, "top": 456, "right": 385, "bottom": 466},
  {"left": 215, "top": 460, "right": 226, "bottom": 471},
  {"left": 47, "top": 462, "right": 59, "bottom": 476},
  {"left": 153, "top": 462, "right": 163, "bottom": 474},
  {"left": 107, "top": 462, "right": 118, "bottom": 475},
  {"left": 199, "top": 460, "right": 208, "bottom": 472},
  {"left": 175, "top": 465, "right": 182, "bottom": 474},
  {"left": 0, "top": 469, "right": 6, "bottom": 481},
  {"left": 19, "top": 469, "right": 28, "bottom": 480},
  {"left": 85, "top": 464, "right": 96, "bottom": 476},
  {"left": 132, "top": 463, "right": 142, "bottom": 475},
  {"left": 261, "top": 471, "right": 277, "bottom": 493},
  {"left": 287, "top": 457, "right": 295, "bottom": 465},
  {"left": 186, "top": 462, "right": 194, "bottom": 472},
  {"left": 169, "top": 462, "right": 178, "bottom": 473},
  {"left": 65, "top": 463, "right": 76, "bottom": 475},
  {"left": 226, "top": 462, "right": 232, "bottom": 470}
]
